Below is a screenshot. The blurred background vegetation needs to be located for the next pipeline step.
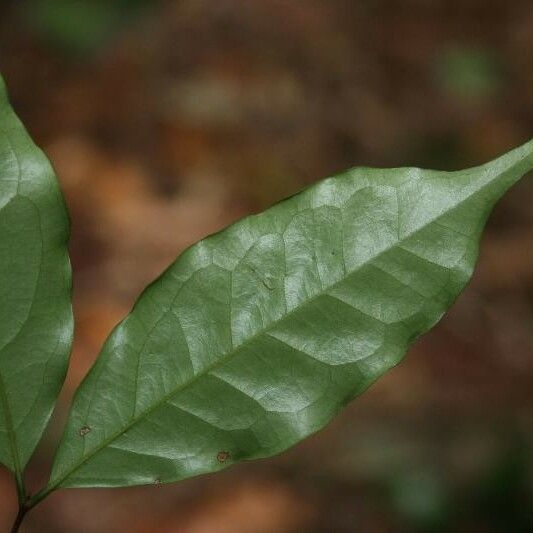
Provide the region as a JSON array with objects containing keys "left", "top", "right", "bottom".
[{"left": 0, "top": 1, "right": 532, "bottom": 531}]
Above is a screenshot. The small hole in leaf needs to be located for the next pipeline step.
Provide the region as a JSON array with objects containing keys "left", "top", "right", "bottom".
[{"left": 79, "top": 426, "right": 91, "bottom": 437}]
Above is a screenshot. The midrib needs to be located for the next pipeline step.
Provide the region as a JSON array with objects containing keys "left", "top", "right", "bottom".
[{"left": 50, "top": 152, "right": 530, "bottom": 489}]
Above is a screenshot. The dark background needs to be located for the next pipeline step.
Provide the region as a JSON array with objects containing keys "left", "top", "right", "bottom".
[{"left": 1, "top": 1, "right": 532, "bottom": 531}]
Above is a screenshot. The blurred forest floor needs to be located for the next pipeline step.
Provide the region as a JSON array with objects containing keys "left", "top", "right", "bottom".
[{"left": 0, "top": 1, "right": 532, "bottom": 531}]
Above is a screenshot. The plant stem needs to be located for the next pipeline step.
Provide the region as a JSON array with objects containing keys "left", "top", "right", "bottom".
[
  {"left": 8, "top": 466, "right": 30, "bottom": 533},
  {"left": 24, "top": 488, "right": 51, "bottom": 510},
  {"left": 10, "top": 485, "right": 57, "bottom": 533},
  {"left": 10, "top": 505, "right": 28, "bottom": 533},
  {"left": 14, "top": 469, "right": 26, "bottom": 508}
]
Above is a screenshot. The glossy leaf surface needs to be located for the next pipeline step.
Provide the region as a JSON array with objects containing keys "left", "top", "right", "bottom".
[
  {"left": 49, "top": 140, "right": 533, "bottom": 489},
  {"left": 0, "top": 75, "right": 73, "bottom": 475}
]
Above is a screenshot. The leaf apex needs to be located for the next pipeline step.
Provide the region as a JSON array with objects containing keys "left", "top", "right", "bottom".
[{"left": 491, "top": 137, "right": 533, "bottom": 173}]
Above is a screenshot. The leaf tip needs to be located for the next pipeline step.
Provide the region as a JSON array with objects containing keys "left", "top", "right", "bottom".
[{"left": 493, "top": 137, "right": 533, "bottom": 174}]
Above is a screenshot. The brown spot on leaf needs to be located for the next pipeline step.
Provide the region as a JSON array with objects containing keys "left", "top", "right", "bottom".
[
  {"left": 217, "top": 451, "right": 230, "bottom": 463},
  {"left": 79, "top": 426, "right": 91, "bottom": 437}
]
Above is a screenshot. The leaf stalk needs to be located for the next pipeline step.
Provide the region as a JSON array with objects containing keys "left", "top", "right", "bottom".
[{"left": 10, "top": 502, "right": 28, "bottom": 533}]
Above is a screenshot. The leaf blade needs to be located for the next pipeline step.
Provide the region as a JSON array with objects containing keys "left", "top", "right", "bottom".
[
  {"left": 49, "top": 140, "right": 533, "bottom": 489},
  {"left": 0, "top": 74, "right": 73, "bottom": 474}
]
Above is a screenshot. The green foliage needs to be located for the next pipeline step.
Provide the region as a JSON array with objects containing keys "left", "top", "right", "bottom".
[
  {"left": 0, "top": 75, "right": 73, "bottom": 486},
  {"left": 436, "top": 46, "right": 502, "bottom": 101},
  {"left": 21, "top": 0, "right": 158, "bottom": 54},
  {"left": 0, "top": 72, "right": 531, "bottom": 528}
]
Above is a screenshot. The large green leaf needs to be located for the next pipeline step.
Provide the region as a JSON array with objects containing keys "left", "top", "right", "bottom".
[
  {"left": 0, "top": 75, "right": 73, "bottom": 478},
  {"left": 48, "top": 140, "right": 532, "bottom": 490}
]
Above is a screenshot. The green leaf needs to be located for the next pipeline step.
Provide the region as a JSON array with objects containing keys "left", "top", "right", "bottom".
[
  {"left": 48, "top": 140, "right": 533, "bottom": 490},
  {"left": 0, "top": 74, "right": 73, "bottom": 477}
]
